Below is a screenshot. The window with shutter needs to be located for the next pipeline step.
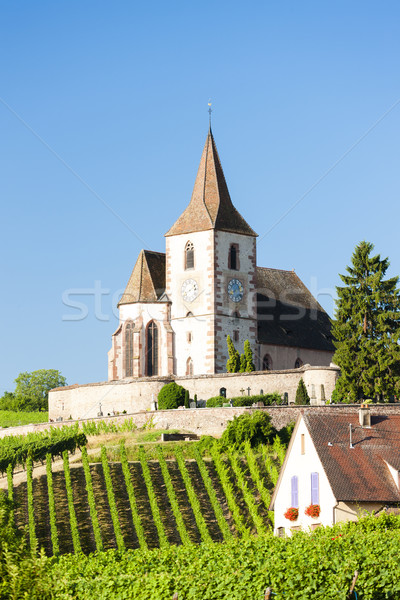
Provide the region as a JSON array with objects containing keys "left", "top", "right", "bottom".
[
  {"left": 311, "top": 472, "right": 319, "bottom": 505},
  {"left": 291, "top": 475, "right": 299, "bottom": 508}
]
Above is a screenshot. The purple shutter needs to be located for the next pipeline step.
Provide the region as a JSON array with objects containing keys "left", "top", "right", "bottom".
[
  {"left": 291, "top": 476, "right": 299, "bottom": 508},
  {"left": 311, "top": 472, "right": 319, "bottom": 505}
]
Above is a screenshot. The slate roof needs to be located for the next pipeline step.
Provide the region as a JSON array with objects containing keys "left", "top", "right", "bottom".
[
  {"left": 256, "top": 267, "right": 334, "bottom": 352},
  {"left": 304, "top": 411, "right": 400, "bottom": 502},
  {"left": 118, "top": 250, "right": 166, "bottom": 306},
  {"left": 165, "top": 129, "right": 257, "bottom": 237}
]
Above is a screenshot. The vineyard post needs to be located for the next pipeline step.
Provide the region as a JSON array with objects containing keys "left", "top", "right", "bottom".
[
  {"left": 264, "top": 588, "right": 271, "bottom": 599},
  {"left": 348, "top": 570, "right": 359, "bottom": 598}
]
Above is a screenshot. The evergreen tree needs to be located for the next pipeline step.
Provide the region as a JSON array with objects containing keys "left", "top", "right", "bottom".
[
  {"left": 332, "top": 241, "right": 400, "bottom": 402},
  {"left": 239, "top": 353, "right": 246, "bottom": 373},
  {"left": 184, "top": 389, "right": 190, "bottom": 409},
  {"left": 295, "top": 378, "right": 310, "bottom": 405},
  {"left": 226, "top": 335, "right": 240, "bottom": 373},
  {"left": 244, "top": 340, "right": 255, "bottom": 372}
]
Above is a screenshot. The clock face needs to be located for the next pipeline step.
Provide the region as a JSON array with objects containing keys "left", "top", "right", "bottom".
[
  {"left": 227, "top": 278, "right": 244, "bottom": 303},
  {"left": 181, "top": 279, "right": 199, "bottom": 302}
]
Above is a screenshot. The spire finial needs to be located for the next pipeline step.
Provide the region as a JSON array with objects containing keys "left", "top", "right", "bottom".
[{"left": 208, "top": 99, "right": 212, "bottom": 129}]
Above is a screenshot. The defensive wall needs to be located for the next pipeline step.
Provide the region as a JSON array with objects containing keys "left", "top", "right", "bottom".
[
  {"left": 48, "top": 364, "right": 340, "bottom": 422},
  {"left": 2, "top": 403, "right": 400, "bottom": 440}
]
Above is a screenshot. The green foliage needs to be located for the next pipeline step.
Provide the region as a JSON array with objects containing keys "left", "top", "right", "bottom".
[
  {"left": 243, "top": 441, "right": 272, "bottom": 516},
  {"left": 244, "top": 339, "right": 255, "bottom": 372},
  {"left": 230, "top": 392, "right": 284, "bottom": 407},
  {"left": 239, "top": 352, "right": 246, "bottom": 372},
  {"left": 0, "top": 492, "right": 52, "bottom": 599},
  {"left": 120, "top": 442, "right": 147, "bottom": 550},
  {"left": 26, "top": 455, "right": 37, "bottom": 552},
  {"left": 332, "top": 241, "right": 400, "bottom": 401},
  {"left": 62, "top": 450, "right": 82, "bottom": 554},
  {"left": 157, "top": 382, "right": 187, "bottom": 410},
  {"left": 81, "top": 418, "right": 138, "bottom": 435},
  {"left": 100, "top": 446, "right": 125, "bottom": 551},
  {"left": 175, "top": 447, "right": 212, "bottom": 544},
  {"left": 139, "top": 445, "right": 168, "bottom": 548},
  {"left": 220, "top": 411, "right": 277, "bottom": 449},
  {"left": 81, "top": 447, "right": 103, "bottom": 552},
  {"left": 193, "top": 446, "right": 232, "bottom": 542},
  {"left": 156, "top": 445, "right": 191, "bottom": 546},
  {"left": 210, "top": 443, "right": 250, "bottom": 537},
  {"left": 0, "top": 409, "right": 48, "bottom": 427},
  {"left": 13, "top": 369, "right": 67, "bottom": 411},
  {"left": 205, "top": 395, "right": 226, "bottom": 407},
  {"left": 0, "top": 426, "right": 87, "bottom": 474},
  {"left": 228, "top": 449, "right": 268, "bottom": 534},
  {"left": 277, "top": 420, "right": 296, "bottom": 446},
  {"left": 226, "top": 335, "right": 240, "bottom": 372},
  {"left": 295, "top": 378, "right": 310, "bottom": 405},
  {"left": 6, "top": 464, "right": 13, "bottom": 525},
  {"left": 184, "top": 389, "right": 190, "bottom": 409},
  {"left": 46, "top": 453, "right": 60, "bottom": 556}
]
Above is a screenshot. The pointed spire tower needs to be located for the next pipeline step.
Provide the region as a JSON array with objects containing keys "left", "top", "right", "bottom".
[{"left": 165, "top": 128, "right": 257, "bottom": 237}]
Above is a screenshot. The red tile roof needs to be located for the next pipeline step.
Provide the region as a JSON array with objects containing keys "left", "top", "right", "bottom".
[{"left": 304, "top": 411, "right": 400, "bottom": 502}]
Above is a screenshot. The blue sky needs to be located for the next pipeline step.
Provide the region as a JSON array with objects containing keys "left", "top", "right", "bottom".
[{"left": 1, "top": 1, "right": 400, "bottom": 393}]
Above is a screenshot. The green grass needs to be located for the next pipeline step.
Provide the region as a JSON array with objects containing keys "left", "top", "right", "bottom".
[{"left": 0, "top": 410, "right": 48, "bottom": 428}]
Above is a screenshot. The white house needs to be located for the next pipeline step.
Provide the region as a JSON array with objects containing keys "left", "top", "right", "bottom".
[{"left": 270, "top": 407, "right": 400, "bottom": 535}]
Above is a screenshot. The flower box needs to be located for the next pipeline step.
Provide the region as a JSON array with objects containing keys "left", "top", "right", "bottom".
[
  {"left": 305, "top": 504, "right": 320, "bottom": 518},
  {"left": 284, "top": 507, "right": 299, "bottom": 521}
]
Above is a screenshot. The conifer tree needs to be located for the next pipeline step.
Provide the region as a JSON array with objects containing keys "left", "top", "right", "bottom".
[
  {"left": 226, "top": 335, "right": 240, "bottom": 373},
  {"left": 295, "top": 378, "right": 310, "bottom": 405},
  {"left": 239, "top": 353, "right": 246, "bottom": 373},
  {"left": 244, "top": 339, "right": 255, "bottom": 372},
  {"left": 184, "top": 389, "right": 190, "bottom": 409},
  {"left": 332, "top": 241, "right": 400, "bottom": 401}
]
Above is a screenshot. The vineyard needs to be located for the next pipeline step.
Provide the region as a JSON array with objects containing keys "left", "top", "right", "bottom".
[{"left": 9, "top": 439, "right": 282, "bottom": 556}]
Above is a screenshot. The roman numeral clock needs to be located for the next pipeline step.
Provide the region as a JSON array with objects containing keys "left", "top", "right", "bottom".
[{"left": 227, "top": 278, "right": 244, "bottom": 303}]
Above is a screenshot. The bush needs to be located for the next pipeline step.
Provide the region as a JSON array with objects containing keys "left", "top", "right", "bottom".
[
  {"left": 220, "top": 411, "right": 277, "bottom": 449},
  {"left": 206, "top": 396, "right": 226, "bottom": 407},
  {"left": 158, "top": 383, "right": 187, "bottom": 410},
  {"left": 277, "top": 421, "right": 296, "bottom": 446},
  {"left": 230, "top": 393, "right": 283, "bottom": 407}
]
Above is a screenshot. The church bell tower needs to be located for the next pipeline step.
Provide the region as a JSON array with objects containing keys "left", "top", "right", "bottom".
[{"left": 165, "top": 128, "right": 258, "bottom": 376}]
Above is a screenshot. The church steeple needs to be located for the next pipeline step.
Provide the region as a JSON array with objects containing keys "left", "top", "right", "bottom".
[{"left": 165, "top": 130, "right": 257, "bottom": 237}]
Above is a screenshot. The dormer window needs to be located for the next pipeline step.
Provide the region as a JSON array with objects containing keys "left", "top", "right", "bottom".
[
  {"left": 228, "top": 244, "right": 239, "bottom": 270},
  {"left": 185, "top": 241, "right": 194, "bottom": 270}
]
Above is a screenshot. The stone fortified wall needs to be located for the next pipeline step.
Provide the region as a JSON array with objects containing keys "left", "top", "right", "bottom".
[
  {"left": 48, "top": 365, "right": 340, "bottom": 422},
  {"left": 3, "top": 404, "right": 400, "bottom": 441}
]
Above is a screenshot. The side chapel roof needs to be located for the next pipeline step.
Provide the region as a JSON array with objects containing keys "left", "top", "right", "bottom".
[
  {"left": 304, "top": 411, "right": 400, "bottom": 503},
  {"left": 165, "top": 128, "right": 257, "bottom": 237},
  {"left": 118, "top": 250, "right": 166, "bottom": 306},
  {"left": 256, "top": 267, "right": 334, "bottom": 352}
]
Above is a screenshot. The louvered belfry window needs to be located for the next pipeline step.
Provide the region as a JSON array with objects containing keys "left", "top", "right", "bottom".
[
  {"left": 125, "top": 322, "right": 134, "bottom": 377},
  {"left": 146, "top": 321, "right": 158, "bottom": 376},
  {"left": 185, "top": 241, "right": 194, "bottom": 270},
  {"left": 291, "top": 475, "right": 299, "bottom": 508},
  {"left": 311, "top": 472, "right": 319, "bottom": 505}
]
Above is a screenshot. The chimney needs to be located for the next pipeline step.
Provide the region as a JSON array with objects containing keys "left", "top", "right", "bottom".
[{"left": 359, "top": 404, "right": 371, "bottom": 428}]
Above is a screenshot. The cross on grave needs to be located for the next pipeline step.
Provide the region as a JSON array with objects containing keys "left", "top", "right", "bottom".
[
  {"left": 240, "top": 388, "right": 245, "bottom": 396},
  {"left": 247, "top": 387, "right": 251, "bottom": 396}
]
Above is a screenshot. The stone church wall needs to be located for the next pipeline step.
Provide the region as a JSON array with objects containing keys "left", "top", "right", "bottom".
[{"left": 49, "top": 365, "right": 339, "bottom": 422}]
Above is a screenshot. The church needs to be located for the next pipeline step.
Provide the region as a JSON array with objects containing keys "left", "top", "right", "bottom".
[{"left": 107, "top": 127, "right": 334, "bottom": 382}]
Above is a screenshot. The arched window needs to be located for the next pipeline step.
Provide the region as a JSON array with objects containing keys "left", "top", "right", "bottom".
[
  {"left": 228, "top": 244, "right": 239, "bottom": 270},
  {"left": 186, "top": 357, "right": 193, "bottom": 376},
  {"left": 263, "top": 354, "right": 272, "bottom": 371},
  {"left": 124, "top": 322, "right": 134, "bottom": 377},
  {"left": 185, "top": 241, "right": 194, "bottom": 270},
  {"left": 295, "top": 358, "right": 303, "bottom": 369},
  {"left": 146, "top": 321, "right": 159, "bottom": 376}
]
